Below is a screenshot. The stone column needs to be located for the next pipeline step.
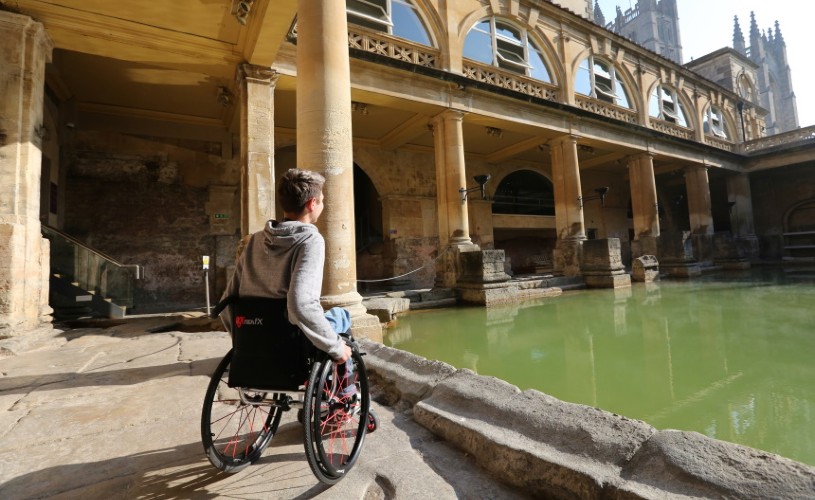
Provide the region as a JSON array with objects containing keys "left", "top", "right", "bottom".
[
  {"left": 684, "top": 165, "right": 714, "bottom": 264},
  {"left": 431, "top": 110, "right": 478, "bottom": 288},
  {"left": 627, "top": 153, "right": 660, "bottom": 257},
  {"left": 296, "top": 0, "right": 381, "bottom": 339},
  {"left": 550, "top": 135, "right": 585, "bottom": 276},
  {"left": 238, "top": 64, "right": 277, "bottom": 235},
  {"left": 0, "top": 13, "right": 53, "bottom": 337},
  {"left": 726, "top": 173, "right": 759, "bottom": 261},
  {"left": 432, "top": 109, "right": 472, "bottom": 247}
]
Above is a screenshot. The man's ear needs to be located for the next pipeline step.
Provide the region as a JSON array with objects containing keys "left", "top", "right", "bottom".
[{"left": 305, "top": 196, "right": 317, "bottom": 213}]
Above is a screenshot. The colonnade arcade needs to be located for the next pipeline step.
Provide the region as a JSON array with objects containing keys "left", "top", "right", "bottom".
[{"left": 0, "top": 0, "right": 762, "bottom": 335}]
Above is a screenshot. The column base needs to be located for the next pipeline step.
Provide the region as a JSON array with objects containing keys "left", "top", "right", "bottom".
[
  {"left": 553, "top": 239, "right": 584, "bottom": 277},
  {"left": 322, "top": 291, "right": 382, "bottom": 342},
  {"left": 584, "top": 272, "right": 632, "bottom": 289}
]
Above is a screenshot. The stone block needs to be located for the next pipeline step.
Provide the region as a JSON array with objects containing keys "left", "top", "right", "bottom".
[
  {"left": 584, "top": 273, "right": 631, "bottom": 288},
  {"left": 632, "top": 255, "right": 659, "bottom": 282},
  {"left": 658, "top": 231, "right": 695, "bottom": 263},
  {"left": 458, "top": 249, "right": 510, "bottom": 284},
  {"left": 581, "top": 238, "right": 625, "bottom": 272}
]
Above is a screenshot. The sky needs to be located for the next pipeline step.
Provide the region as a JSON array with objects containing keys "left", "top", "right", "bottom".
[{"left": 595, "top": 0, "right": 813, "bottom": 127}]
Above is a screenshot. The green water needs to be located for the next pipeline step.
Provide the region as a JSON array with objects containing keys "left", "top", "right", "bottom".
[{"left": 384, "top": 268, "right": 815, "bottom": 465}]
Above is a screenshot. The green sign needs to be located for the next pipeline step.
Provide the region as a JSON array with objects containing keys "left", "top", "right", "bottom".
[{"left": 214, "top": 213, "right": 230, "bottom": 219}]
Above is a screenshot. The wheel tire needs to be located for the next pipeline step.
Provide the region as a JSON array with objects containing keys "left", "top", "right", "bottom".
[
  {"left": 201, "top": 350, "right": 282, "bottom": 473},
  {"left": 303, "top": 348, "right": 370, "bottom": 484}
]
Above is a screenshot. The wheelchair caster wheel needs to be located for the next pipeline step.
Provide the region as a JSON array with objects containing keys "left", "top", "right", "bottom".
[{"left": 366, "top": 409, "right": 378, "bottom": 433}]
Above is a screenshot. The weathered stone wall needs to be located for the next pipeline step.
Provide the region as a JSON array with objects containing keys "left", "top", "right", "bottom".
[
  {"left": 362, "top": 341, "right": 815, "bottom": 499},
  {"left": 750, "top": 164, "right": 815, "bottom": 260},
  {"left": 63, "top": 131, "right": 239, "bottom": 313}
]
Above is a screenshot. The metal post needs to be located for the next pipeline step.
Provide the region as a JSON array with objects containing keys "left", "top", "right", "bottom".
[{"left": 203, "top": 256, "right": 211, "bottom": 316}]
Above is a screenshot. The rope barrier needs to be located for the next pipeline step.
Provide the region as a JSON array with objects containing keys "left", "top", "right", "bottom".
[{"left": 356, "top": 246, "right": 451, "bottom": 283}]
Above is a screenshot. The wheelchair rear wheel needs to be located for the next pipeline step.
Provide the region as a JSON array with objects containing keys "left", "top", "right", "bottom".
[
  {"left": 201, "top": 350, "right": 283, "bottom": 473},
  {"left": 303, "top": 346, "right": 371, "bottom": 484}
]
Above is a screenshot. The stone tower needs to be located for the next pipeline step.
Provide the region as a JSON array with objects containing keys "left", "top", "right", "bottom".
[
  {"left": 739, "top": 13, "right": 799, "bottom": 135},
  {"left": 602, "top": 0, "right": 683, "bottom": 64}
]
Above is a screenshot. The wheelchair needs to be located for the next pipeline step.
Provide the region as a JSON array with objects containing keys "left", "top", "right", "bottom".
[{"left": 201, "top": 297, "right": 377, "bottom": 484}]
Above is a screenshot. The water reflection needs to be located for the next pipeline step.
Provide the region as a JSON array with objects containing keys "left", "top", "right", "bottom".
[{"left": 385, "top": 268, "right": 815, "bottom": 465}]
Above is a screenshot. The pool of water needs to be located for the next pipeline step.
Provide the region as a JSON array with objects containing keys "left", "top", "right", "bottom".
[{"left": 384, "top": 267, "right": 815, "bottom": 465}]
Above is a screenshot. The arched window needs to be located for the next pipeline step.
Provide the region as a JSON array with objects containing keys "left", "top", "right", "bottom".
[
  {"left": 463, "top": 18, "right": 551, "bottom": 82},
  {"left": 649, "top": 84, "right": 689, "bottom": 127},
  {"left": 737, "top": 74, "right": 755, "bottom": 103},
  {"left": 704, "top": 105, "right": 730, "bottom": 140},
  {"left": 492, "top": 170, "right": 554, "bottom": 216},
  {"left": 347, "top": 0, "right": 432, "bottom": 46},
  {"left": 575, "top": 56, "right": 631, "bottom": 108}
]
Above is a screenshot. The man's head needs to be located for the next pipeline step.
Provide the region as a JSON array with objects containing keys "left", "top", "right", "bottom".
[{"left": 278, "top": 168, "right": 325, "bottom": 223}]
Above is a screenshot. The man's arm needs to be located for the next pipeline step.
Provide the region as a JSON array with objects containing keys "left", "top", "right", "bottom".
[{"left": 287, "top": 233, "right": 348, "bottom": 361}]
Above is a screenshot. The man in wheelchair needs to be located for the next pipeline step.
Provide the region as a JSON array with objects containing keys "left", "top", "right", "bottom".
[{"left": 221, "top": 168, "right": 352, "bottom": 366}]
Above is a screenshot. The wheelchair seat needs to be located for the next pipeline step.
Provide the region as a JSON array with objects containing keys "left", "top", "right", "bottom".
[{"left": 223, "top": 296, "right": 318, "bottom": 391}]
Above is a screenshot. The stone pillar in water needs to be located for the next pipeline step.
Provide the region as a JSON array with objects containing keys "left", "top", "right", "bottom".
[
  {"left": 684, "top": 165, "right": 714, "bottom": 265},
  {"left": 627, "top": 153, "right": 660, "bottom": 258},
  {"left": 582, "top": 238, "right": 631, "bottom": 288},
  {"left": 550, "top": 135, "right": 586, "bottom": 276},
  {"left": 726, "top": 173, "right": 759, "bottom": 262},
  {"left": 658, "top": 231, "right": 701, "bottom": 277}
]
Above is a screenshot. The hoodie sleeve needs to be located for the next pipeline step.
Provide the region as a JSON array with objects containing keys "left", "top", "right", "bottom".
[{"left": 287, "top": 233, "right": 346, "bottom": 360}]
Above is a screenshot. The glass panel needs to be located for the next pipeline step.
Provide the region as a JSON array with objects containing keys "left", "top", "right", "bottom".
[
  {"left": 649, "top": 88, "right": 661, "bottom": 117},
  {"left": 496, "top": 39, "right": 527, "bottom": 65},
  {"left": 528, "top": 47, "right": 550, "bottom": 82},
  {"left": 575, "top": 59, "right": 592, "bottom": 96},
  {"left": 676, "top": 102, "right": 689, "bottom": 127},
  {"left": 464, "top": 29, "right": 493, "bottom": 64},
  {"left": 494, "top": 21, "right": 521, "bottom": 43},
  {"left": 391, "top": 0, "right": 432, "bottom": 46},
  {"left": 615, "top": 74, "right": 630, "bottom": 108},
  {"left": 348, "top": 0, "right": 388, "bottom": 20}
]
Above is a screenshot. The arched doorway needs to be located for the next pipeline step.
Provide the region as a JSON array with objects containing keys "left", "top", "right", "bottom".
[
  {"left": 492, "top": 170, "right": 556, "bottom": 275},
  {"left": 354, "top": 165, "right": 384, "bottom": 287}
]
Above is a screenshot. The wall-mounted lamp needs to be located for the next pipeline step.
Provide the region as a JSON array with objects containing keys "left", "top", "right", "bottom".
[
  {"left": 578, "top": 186, "right": 609, "bottom": 209},
  {"left": 233, "top": 0, "right": 254, "bottom": 25},
  {"left": 459, "top": 174, "right": 491, "bottom": 203}
]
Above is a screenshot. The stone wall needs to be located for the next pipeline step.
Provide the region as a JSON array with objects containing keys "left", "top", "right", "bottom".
[
  {"left": 362, "top": 341, "right": 815, "bottom": 499},
  {"left": 63, "top": 131, "right": 239, "bottom": 313},
  {"left": 751, "top": 164, "right": 815, "bottom": 260}
]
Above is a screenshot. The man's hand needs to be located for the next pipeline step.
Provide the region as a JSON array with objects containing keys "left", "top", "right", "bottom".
[{"left": 336, "top": 344, "right": 352, "bottom": 363}]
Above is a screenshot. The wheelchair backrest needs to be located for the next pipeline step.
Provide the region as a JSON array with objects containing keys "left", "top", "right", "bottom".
[{"left": 225, "top": 296, "right": 318, "bottom": 391}]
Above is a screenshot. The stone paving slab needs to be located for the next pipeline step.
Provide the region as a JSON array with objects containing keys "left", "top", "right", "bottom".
[{"left": 0, "top": 321, "right": 526, "bottom": 499}]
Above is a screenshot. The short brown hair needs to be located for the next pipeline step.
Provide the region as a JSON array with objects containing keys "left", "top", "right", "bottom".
[{"left": 278, "top": 168, "right": 325, "bottom": 214}]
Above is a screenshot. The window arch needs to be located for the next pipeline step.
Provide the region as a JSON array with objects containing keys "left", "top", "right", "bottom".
[
  {"left": 492, "top": 170, "right": 554, "bottom": 216},
  {"left": 346, "top": 0, "right": 433, "bottom": 46},
  {"left": 703, "top": 104, "right": 731, "bottom": 140},
  {"left": 575, "top": 56, "right": 631, "bottom": 108},
  {"left": 649, "top": 84, "right": 690, "bottom": 127},
  {"left": 463, "top": 17, "right": 551, "bottom": 82},
  {"left": 737, "top": 73, "right": 755, "bottom": 104}
]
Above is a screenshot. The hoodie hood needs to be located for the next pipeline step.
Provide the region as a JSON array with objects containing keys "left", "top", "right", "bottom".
[{"left": 264, "top": 220, "right": 319, "bottom": 252}]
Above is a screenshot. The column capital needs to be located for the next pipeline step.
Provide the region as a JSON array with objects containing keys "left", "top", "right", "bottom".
[
  {"left": 625, "top": 152, "right": 654, "bottom": 165},
  {"left": 238, "top": 63, "right": 279, "bottom": 85},
  {"left": 548, "top": 134, "right": 580, "bottom": 147},
  {"left": 433, "top": 108, "right": 466, "bottom": 124}
]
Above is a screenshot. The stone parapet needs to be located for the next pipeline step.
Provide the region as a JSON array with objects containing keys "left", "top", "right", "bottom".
[
  {"left": 632, "top": 255, "right": 659, "bottom": 282},
  {"left": 361, "top": 341, "right": 815, "bottom": 499}
]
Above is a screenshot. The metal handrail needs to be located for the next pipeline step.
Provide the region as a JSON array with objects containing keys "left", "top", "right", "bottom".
[{"left": 42, "top": 225, "right": 141, "bottom": 308}]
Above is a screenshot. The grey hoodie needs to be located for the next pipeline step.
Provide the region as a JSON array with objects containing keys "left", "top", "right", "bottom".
[{"left": 222, "top": 220, "right": 345, "bottom": 360}]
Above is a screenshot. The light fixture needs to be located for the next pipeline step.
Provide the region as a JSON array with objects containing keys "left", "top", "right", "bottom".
[
  {"left": 578, "top": 186, "right": 609, "bottom": 208},
  {"left": 485, "top": 126, "right": 503, "bottom": 138},
  {"left": 233, "top": 0, "right": 254, "bottom": 25},
  {"left": 217, "top": 86, "right": 234, "bottom": 107},
  {"left": 351, "top": 101, "right": 369, "bottom": 115},
  {"left": 459, "top": 174, "right": 491, "bottom": 203}
]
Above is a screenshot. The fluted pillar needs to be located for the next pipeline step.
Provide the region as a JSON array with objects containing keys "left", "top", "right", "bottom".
[
  {"left": 550, "top": 135, "right": 585, "bottom": 276},
  {"left": 296, "top": 0, "right": 380, "bottom": 339},
  {"left": 0, "top": 12, "right": 53, "bottom": 337},
  {"left": 628, "top": 153, "right": 660, "bottom": 257},
  {"left": 238, "top": 64, "right": 277, "bottom": 235}
]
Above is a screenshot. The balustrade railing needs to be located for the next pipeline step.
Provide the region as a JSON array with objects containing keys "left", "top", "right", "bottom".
[
  {"left": 461, "top": 62, "right": 559, "bottom": 101},
  {"left": 703, "top": 135, "right": 735, "bottom": 152},
  {"left": 574, "top": 95, "right": 638, "bottom": 124},
  {"left": 347, "top": 27, "right": 440, "bottom": 68},
  {"left": 743, "top": 125, "right": 815, "bottom": 154},
  {"left": 650, "top": 118, "right": 694, "bottom": 140}
]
